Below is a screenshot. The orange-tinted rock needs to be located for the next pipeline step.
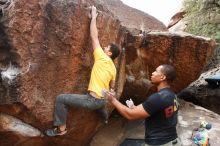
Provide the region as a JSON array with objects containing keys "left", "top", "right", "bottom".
[
  {"left": 0, "top": 0, "right": 216, "bottom": 145},
  {"left": 167, "top": 11, "right": 186, "bottom": 29},
  {"left": 0, "top": 0, "right": 168, "bottom": 145},
  {"left": 121, "top": 32, "right": 215, "bottom": 102}
]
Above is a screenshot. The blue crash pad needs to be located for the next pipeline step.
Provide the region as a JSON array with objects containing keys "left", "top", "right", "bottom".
[
  {"left": 205, "top": 73, "right": 220, "bottom": 83},
  {"left": 205, "top": 73, "right": 220, "bottom": 88}
]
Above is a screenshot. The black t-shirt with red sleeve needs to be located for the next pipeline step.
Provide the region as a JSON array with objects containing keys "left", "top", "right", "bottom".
[{"left": 142, "top": 88, "right": 178, "bottom": 145}]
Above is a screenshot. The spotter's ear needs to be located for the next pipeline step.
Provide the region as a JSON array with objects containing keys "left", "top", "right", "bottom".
[{"left": 161, "top": 74, "right": 166, "bottom": 81}]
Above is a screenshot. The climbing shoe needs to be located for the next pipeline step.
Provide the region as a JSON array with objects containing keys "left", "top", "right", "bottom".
[{"left": 45, "top": 127, "right": 67, "bottom": 137}]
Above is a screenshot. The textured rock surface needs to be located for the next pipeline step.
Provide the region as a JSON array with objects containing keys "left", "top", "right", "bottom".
[
  {"left": 91, "top": 100, "right": 220, "bottom": 146},
  {"left": 121, "top": 32, "right": 215, "bottom": 102},
  {"left": 167, "top": 11, "right": 186, "bottom": 29},
  {"left": 168, "top": 0, "right": 220, "bottom": 115},
  {"left": 0, "top": 0, "right": 167, "bottom": 145},
  {"left": 0, "top": 0, "right": 216, "bottom": 145},
  {"left": 101, "top": 0, "right": 167, "bottom": 31},
  {"left": 0, "top": 0, "right": 124, "bottom": 145},
  {"left": 0, "top": 113, "right": 42, "bottom": 137},
  {"left": 178, "top": 64, "right": 220, "bottom": 114}
]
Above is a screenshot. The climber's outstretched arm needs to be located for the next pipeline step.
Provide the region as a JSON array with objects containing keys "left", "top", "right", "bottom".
[{"left": 90, "top": 6, "right": 101, "bottom": 50}]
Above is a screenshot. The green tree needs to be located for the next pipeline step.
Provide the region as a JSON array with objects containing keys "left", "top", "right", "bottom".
[{"left": 183, "top": 0, "right": 220, "bottom": 45}]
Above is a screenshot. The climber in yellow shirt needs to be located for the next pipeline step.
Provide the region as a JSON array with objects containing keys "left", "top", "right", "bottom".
[{"left": 45, "top": 6, "right": 120, "bottom": 137}]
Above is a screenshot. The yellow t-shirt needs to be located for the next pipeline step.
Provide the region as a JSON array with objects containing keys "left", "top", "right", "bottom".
[{"left": 88, "top": 47, "right": 116, "bottom": 98}]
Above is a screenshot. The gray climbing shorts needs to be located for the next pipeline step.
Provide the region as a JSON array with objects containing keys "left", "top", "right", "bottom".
[{"left": 53, "top": 93, "right": 108, "bottom": 126}]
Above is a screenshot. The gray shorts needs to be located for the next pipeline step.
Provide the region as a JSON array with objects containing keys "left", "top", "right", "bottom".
[
  {"left": 145, "top": 138, "right": 181, "bottom": 146},
  {"left": 53, "top": 93, "right": 108, "bottom": 126}
]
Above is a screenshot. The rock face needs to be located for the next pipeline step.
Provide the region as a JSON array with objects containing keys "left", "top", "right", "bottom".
[
  {"left": 0, "top": 0, "right": 124, "bottom": 145},
  {"left": 168, "top": 0, "right": 220, "bottom": 115},
  {"left": 167, "top": 11, "right": 186, "bottom": 29},
  {"left": 0, "top": 113, "right": 42, "bottom": 137},
  {"left": 178, "top": 64, "right": 220, "bottom": 114},
  {"left": 102, "top": 0, "right": 167, "bottom": 31},
  {"left": 122, "top": 32, "right": 215, "bottom": 102},
  {"left": 168, "top": 11, "right": 187, "bottom": 32},
  {"left": 0, "top": 0, "right": 166, "bottom": 145},
  {"left": 0, "top": 0, "right": 216, "bottom": 145}
]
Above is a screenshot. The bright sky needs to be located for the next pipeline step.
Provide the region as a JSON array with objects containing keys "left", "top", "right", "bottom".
[{"left": 120, "top": 0, "right": 183, "bottom": 26}]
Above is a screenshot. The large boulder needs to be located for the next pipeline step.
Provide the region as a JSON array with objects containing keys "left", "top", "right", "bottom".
[
  {"left": 0, "top": 0, "right": 166, "bottom": 145},
  {"left": 168, "top": 11, "right": 187, "bottom": 32},
  {"left": 168, "top": 0, "right": 220, "bottom": 114},
  {"left": 0, "top": 0, "right": 216, "bottom": 145},
  {"left": 0, "top": 0, "right": 124, "bottom": 145},
  {"left": 101, "top": 0, "right": 167, "bottom": 31},
  {"left": 121, "top": 32, "right": 215, "bottom": 102},
  {"left": 178, "top": 63, "right": 220, "bottom": 114}
]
